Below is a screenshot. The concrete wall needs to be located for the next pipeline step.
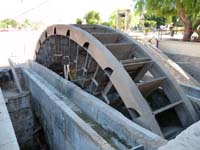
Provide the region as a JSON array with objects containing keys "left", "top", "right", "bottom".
[
  {"left": 6, "top": 92, "right": 34, "bottom": 149},
  {"left": 180, "top": 84, "right": 200, "bottom": 117},
  {"left": 158, "top": 40, "right": 200, "bottom": 82},
  {"left": 162, "top": 84, "right": 200, "bottom": 150},
  {"left": 0, "top": 88, "right": 19, "bottom": 150},
  {"left": 158, "top": 120, "right": 200, "bottom": 150},
  {"left": 24, "top": 61, "right": 167, "bottom": 150},
  {"left": 145, "top": 44, "right": 199, "bottom": 86},
  {"left": 158, "top": 40, "right": 200, "bottom": 57},
  {"left": 23, "top": 67, "right": 114, "bottom": 150},
  {"left": 181, "top": 84, "right": 200, "bottom": 100},
  {"left": 0, "top": 67, "right": 35, "bottom": 149}
]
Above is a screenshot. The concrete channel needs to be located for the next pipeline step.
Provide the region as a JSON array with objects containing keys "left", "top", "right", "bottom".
[
  {"left": 1, "top": 59, "right": 200, "bottom": 150},
  {"left": 1, "top": 29, "right": 200, "bottom": 150},
  {"left": 23, "top": 61, "right": 167, "bottom": 150},
  {"left": 0, "top": 61, "right": 168, "bottom": 150}
]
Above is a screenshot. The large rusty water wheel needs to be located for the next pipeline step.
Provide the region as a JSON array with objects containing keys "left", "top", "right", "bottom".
[{"left": 34, "top": 24, "right": 198, "bottom": 138}]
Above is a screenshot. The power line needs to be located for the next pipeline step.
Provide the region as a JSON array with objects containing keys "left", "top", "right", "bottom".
[{"left": 14, "top": 0, "right": 49, "bottom": 19}]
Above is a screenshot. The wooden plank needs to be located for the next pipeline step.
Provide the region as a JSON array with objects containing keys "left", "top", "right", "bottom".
[
  {"left": 123, "top": 61, "right": 152, "bottom": 71},
  {"left": 131, "top": 145, "right": 144, "bottom": 150},
  {"left": 153, "top": 100, "right": 183, "bottom": 115},
  {"left": 187, "top": 95, "right": 200, "bottom": 105},
  {"left": 53, "top": 54, "right": 63, "bottom": 57},
  {"left": 8, "top": 59, "right": 23, "bottom": 94},
  {"left": 122, "top": 58, "right": 152, "bottom": 71},
  {"left": 121, "top": 57, "right": 151, "bottom": 64},
  {"left": 134, "top": 62, "right": 153, "bottom": 82},
  {"left": 137, "top": 76, "right": 167, "bottom": 97},
  {"left": 105, "top": 43, "right": 136, "bottom": 60},
  {"left": 92, "top": 33, "right": 122, "bottom": 44},
  {"left": 101, "top": 81, "right": 113, "bottom": 104}
]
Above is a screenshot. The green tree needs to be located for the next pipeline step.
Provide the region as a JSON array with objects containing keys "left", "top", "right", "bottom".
[
  {"left": 0, "top": 19, "right": 18, "bottom": 28},
  {"left": 76, "top": 18, "right": 83, "bottom": 24},
  {"left": 134, "top": 0, "right": 200, "bottom": 41},
  {"left": 84, "top": 10, "right": 101, "bottom": 24},
  {"left": 24, "top": 19, "right": 31, "bottom": 26},
  {"left": 144, "top": 15, "right": 166, "bottom": 28},
  {"left": 22, "top": 19, "right": 31, "bottom": 28},
  {"left": 108, "top": 10, "right": 118, "bottom": 28},
  {"left": 101, "top": 22, "right": 112, "bottom": 27},
  {"left": 0, "top": 22, "right": 7, "bottom": 28}
]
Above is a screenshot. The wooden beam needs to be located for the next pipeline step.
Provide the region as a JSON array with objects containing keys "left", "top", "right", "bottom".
[
  {"left": 137, "top": 76, "right": 167, "bottom": 97},
  {"left": 105, "top": 43, "right": 136, "bottom": 60},
  {"left": 101, "top": 81, "right": 113, "bottom": 104},
  {"left": 134, "top": 62, "right": 153, "bottom": 82},
  {"left": 153, "top": 101, "right": 183, "bottom": 115},
  {"left": 122, "top": 58, "right": 152, "bottom": 71},
  {"left": 8, "top": 59, "right": 23, "bottom": 94},
  {"left": 121, "top": 57, "right": 151, "bottom": 64}
]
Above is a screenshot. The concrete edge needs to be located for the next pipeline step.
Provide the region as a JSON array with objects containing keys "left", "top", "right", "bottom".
[
  {"left": 0, "top": 88, "right": 20, "bottom": 150},
  {"left": 146, "top": 44, "right": 200, "bottom": 87},
  {"left": 25, "top": 60, "right": 167, "bottom": 150},
  {"left": 23, "top": 68, "right": 114, "bottom": 150},
  {"left": 180, "top": 83, "right": 200, "bottom": 103}
]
